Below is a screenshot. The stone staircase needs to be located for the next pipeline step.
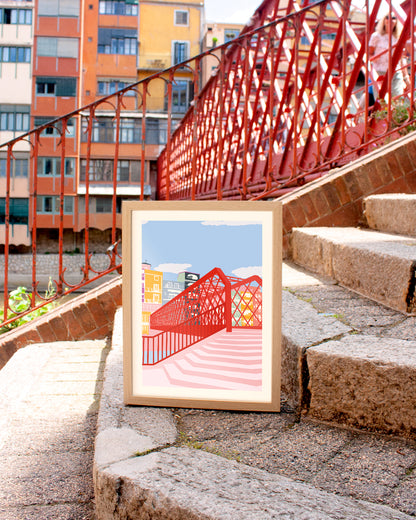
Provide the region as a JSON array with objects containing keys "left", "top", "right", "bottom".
[{"left": 286, "top": 193, "right": 416, "bottom": 436}]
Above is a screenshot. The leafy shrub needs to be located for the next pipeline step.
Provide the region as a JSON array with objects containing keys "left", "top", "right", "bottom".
[{"left": 0, "top": 280, "right": 56, "bottom": 334}]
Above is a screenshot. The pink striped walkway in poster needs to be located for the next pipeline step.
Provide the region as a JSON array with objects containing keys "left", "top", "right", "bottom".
[{"left": 142, "top": 328, "right": 262, "bottom": 391}]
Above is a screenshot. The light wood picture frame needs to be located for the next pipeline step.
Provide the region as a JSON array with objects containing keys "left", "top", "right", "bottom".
[{"left": 122, "top": 201, "right": 281, "bottom": 411}]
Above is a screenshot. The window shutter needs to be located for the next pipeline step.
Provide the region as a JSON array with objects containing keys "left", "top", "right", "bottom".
[
  {"left": 57, "top": 38, "right": 78, "bottom": 58},
  {"left": 38, "top": 0, "right": 58, "bottom": 16},
  {"left": 37, "top": 37, "right": 57, "bottom": 57},
  {"left": 56, "top": 77, "right": 77, "bottom": 97},
  {"left": 59, "top": 0, "right": 80, "bottom": 17}
]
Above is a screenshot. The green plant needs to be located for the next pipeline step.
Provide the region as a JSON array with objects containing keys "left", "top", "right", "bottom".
[
  {"left": 372, "top": 97, "right": 416, "bottom": 135},
  {"left": 0, "top": 279, "right": 56, "bottom": 334}
]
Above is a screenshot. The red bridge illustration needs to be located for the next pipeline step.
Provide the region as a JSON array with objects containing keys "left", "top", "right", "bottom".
[{"left": 142, "top": 268, "right": 263, "bottom": 390}]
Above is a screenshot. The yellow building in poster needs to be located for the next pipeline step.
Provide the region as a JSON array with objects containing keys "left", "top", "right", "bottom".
[{"left": 142, "top": 267, "right": 163, "bottom": 334}]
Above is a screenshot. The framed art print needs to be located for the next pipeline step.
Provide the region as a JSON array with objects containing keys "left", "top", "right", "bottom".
[{"left": 122, "top": 201, "right": 281, "bottom": 411}]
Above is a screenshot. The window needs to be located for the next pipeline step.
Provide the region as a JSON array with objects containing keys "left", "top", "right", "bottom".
[
  {"left": 0, "top": 105, "right": 30, "bottom": 132},
  {"left": 37, "top": 196, "right": 74, "bottom": 214},
  {"left": 36, "top": 81, "right": 55, "bottom": 95},
  {"left": 0, "top": 158, "right": 28, "bottom": 177},
  {"left": 224, "top": 29, "right": 240, "bottom": 43},
  {"left": 37, "top": 37, "right": 79, "bottom": 58},
  {"left": 97, "top": 28, "right": 137, "bottom": 55},
  {"left": 172, "top": 41, "right": 189, "bottom": 65},
  {"left": 82, "top": 116, "right": 140, "bottom": 143},
  {"left": 99, "top": 0, "right": 138, "bottom": 16},
  {"left": 97, "top": 80, "right": 136, "bottom": 96},
  {"left": 0, "top": 8, "right": 32, "bottom": 24},
  {"left": 84, "top": 117, "right": 116, "bottom": 143},
  {"left": 80, "top": 159, "right": 144, "bottom": 183},
  {"left": 34, "top": 117, "right": 76, "bottom": 138},
  {"left": 36, "top": 77, "right": 77, "bottom": 97},
  {"left": 119, "top": 118, "right": 140, "bottom": 143},
  {"left": 37, "top": 157, "right": 75, "bottom": 176},
  {"left": 0, "top": 198, "right": 29, "bottom": 224},
  {"left": 38, "top": 0, "right": 79, "bottom": 17},
  {"left": 167, "top": 80, "right": 194, "bottom": 114},
  {"left": 96, "top": 197, "right": 113, "bottom": 213},
  {"left": 0, "top": 47, "right": 31, "bottom": 63},
  {"left": 174, "top": 10, "right": 188, "bottom": 26}
]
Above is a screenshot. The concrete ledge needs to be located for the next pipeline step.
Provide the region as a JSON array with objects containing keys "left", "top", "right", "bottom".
[
  {"left": 93, "top": 309, "right": 414, "bottom": 520},
  {"left": 364, "top": 194, "right": 416, "bottom": 237},
  {"left": 291, "top": 227, "right": 416, "bottom": 314},
  {"left": 307, "top": 335, "right": 416, "bottom": 435}
]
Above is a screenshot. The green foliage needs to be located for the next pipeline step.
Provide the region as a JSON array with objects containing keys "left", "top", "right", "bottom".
[
  {"left": 372, "top": 97, "right": 416, "bottom": 135},
  {"left": 0, "top": 279, "right": 56, "bottom": 334}
]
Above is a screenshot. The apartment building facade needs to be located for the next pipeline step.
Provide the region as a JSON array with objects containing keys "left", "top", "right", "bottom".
[
  {"left": 0, "top": 0, "right": 205, "bottom": 253},
  {"left": 0, "top": 0, "right": 33, "bottom": 249}
]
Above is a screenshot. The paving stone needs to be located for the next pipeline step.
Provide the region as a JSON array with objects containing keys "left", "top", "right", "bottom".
[{"left": 0, "top": 339, "right": 108, "bottom": 519}]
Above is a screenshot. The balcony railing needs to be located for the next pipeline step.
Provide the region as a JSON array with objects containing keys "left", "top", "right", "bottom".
[{"left": 1, "top": 0, "right": 416, "bottom": 328}]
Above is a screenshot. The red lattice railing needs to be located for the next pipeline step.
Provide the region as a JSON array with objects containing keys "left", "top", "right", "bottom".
[{"left": 157, "top": 0, "right": 416, "bottom": 200}]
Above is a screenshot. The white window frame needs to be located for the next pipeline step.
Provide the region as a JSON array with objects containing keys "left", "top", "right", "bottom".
[
  {"left": 174, "top": 9, "right": 189, "bottom": 26},
  {"left": 172, "top": 40, "right": 189, "bottom": 66}
]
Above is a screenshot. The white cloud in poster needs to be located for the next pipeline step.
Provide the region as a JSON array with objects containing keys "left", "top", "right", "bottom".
[
  {"left": 201, "top": 220, "right": 260, "bottom": 227},
  {"left": 232, "top": 266, "right": 262, "bottom": 278},
  {"left": 154, "top": 263, "right": 192, "bottom": 274}
]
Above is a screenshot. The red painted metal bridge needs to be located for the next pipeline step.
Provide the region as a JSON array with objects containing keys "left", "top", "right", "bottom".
[
  {"left": 1, "top": 0, "right": 416, "bottom": 326},
  {"left": 142, "top": 267, "right": 262, "bottom": 365}
]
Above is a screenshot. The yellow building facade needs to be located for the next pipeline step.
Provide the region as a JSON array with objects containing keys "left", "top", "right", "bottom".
[{"left": 138, "top": 0, "right": 204, "bottom": 115}]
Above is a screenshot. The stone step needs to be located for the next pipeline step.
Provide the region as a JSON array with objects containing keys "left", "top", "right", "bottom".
[
  {"left": 291, "top": 226, "right": 416, "bottom": 314},
  {"left": 94, "top": 306, "right": 416, "bottom": 519},
  {"left": 306, "top": 334, "right": 416, "bottom": 435},
  {"left": 282, "top": 262, "right": 416, "bottom": 436},
  {"left": 364, "top": 193, "right": 416, "bottom": 237}
]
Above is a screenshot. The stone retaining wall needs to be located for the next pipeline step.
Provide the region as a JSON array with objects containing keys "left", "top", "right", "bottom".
[
  {"left": 0, "top": 276, "right": 122, "bottom": 369},
  {"left": 0, "top": 253, "right": 111, "bottom": 275}
]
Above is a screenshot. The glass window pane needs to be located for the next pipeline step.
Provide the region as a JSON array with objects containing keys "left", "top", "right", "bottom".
[
  {"left": 22, "top": 114, "right": 29, "bottom": 131},
  {"left": 65, "top": 158, "right": 74, "bottom": 176},
  {"left": 44, "top": 197, "right": 53, "bottom": 212},
  {"left": 0, "top": 159, "right": 6, "bottom": 177},
  {"left": 45, "top": 158, "right": 52, "bottom": 175},
  {"left": 64, "top": 196, "right": 73, "bottom": 213}
]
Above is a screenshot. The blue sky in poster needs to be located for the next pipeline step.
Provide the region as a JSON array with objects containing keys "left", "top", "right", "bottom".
[{"left": 142, "top": 220, "right": 262, "bottom": 281}]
